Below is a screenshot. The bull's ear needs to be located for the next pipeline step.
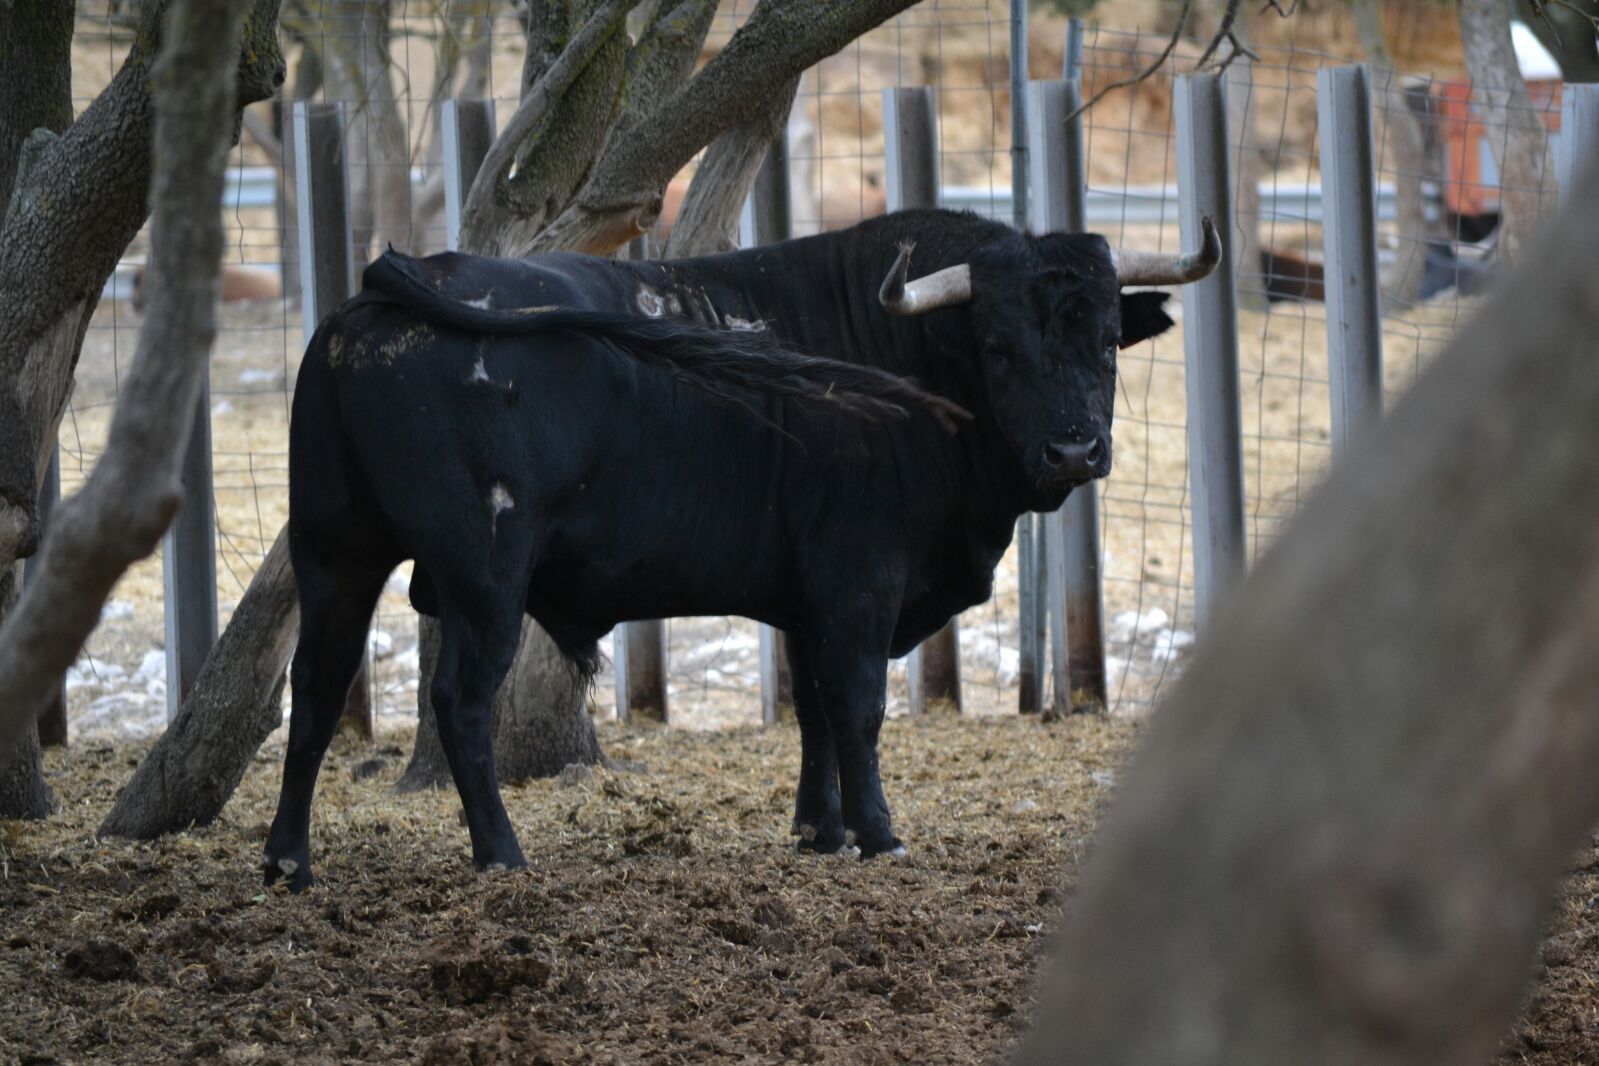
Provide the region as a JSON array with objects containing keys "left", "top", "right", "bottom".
[{"left": 1119, "top": 291, "right": 1174, "bottom": 348}]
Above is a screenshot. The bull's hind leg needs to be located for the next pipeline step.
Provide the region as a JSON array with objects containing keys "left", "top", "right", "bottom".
[
  {"left": 263, "top": 560, "right": 389, "bottom": 892},
  {"left": 784, "top": 634, "right": 846, "bottom": 853},
  {"left": 430, "top": 592, "right": 528, "bottom": 871}
]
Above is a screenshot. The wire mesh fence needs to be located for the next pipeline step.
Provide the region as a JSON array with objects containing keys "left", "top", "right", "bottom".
[{"left": 50, "top": 1, "right": 1561, "bottom": 739}]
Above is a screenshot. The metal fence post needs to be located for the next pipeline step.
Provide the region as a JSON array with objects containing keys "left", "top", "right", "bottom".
[
  {"left": 1317, "top": 65, "right": 1384, "bottom": 455},
  {"left": 274, "top": 97, "right": 302, "bottom": 309},
  {"left": 744, "top": 131, "right": 797, "bottom": 727},
  {"left": 885, "top": 86, "right": 962, "bottom": 714},
  {"left": 441, "top": 98, "right": 497, "bottom": 251},
  {"left": 294, "top": 99, "right": 372, "bottom": 738},
  {"left": 28, "top": 447, "right": 67, "bottom": 746},
  {"left": 1558, "top": 83, "right": 1599, "bottom": 210},
  {"left": 616, "top": 234, "right": 669, "bottom": 724},
  {"left": 162, "top": 363, "right": 218, "bottom": 721},
  {"left": 1175, "top": 74, "right": 1247, "bottom": 627},
  {"left": 1010, "top": 0, "right": 1043, "bottom": 716},
  {"left": 1030, "top": 74, "right": 1108, "bottom": 714}
]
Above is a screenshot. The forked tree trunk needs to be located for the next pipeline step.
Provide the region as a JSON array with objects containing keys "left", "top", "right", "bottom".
[
  {"left": 0, "top": 0, "right": 263, "bottom": 764},
  {"left": 1017, "top": 160, "right": 1599, "bottom": 1066},
  {"left": 1458, "top": 0, "right": 1556, "bottom": 263}
]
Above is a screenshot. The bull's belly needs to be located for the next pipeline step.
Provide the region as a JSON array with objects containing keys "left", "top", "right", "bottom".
[{"left": 525, "top": 553, "right": 784, "bottom": 641}]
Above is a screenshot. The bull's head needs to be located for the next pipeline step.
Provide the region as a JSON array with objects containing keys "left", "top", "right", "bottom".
[{"left": 879, "top": 218, "right": 1221, "bottom": 507}]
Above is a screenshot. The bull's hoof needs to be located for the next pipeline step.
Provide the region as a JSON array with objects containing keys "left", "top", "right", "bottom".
[
  {"left": 793, "top": 821, "right": 847, "bottom": 855},
  {"left": 473, "top": 853, "right": 528, "bottom": 874},
  {"left": 261, "top": 854, "right": 314, "bottom": 893},
  {"left": 851, "top": 831, "right": 906, "bottom": 861}
]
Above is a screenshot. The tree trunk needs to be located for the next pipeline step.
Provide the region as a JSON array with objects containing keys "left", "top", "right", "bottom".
[
  {"left": 1352, "top": 0, "right": 1427, "bottom": 306},
  {"left": 0, "top": 0, "right": 262, "bottom": 761},
  {"left": 1458, "top": 0, "right": 1556, "bottom": 264},
  {"left": 491, "top": 618, "right": 603, "bottom": 780},
  {"left": 0, "top": 0, "right": 284, "bottom": 576},
  {"left": 1017, "top": 160, "right": 1599, "bottom": 1066},
  {"left": 322, "top": 0, "right": 413, "bottom": 258},
  {"left": 396, "top": 616, "right": 449, "bottom": 790},
  {"left": 100, "top": 529, "right": 297, "bottom": 837},
  {"left": 0, "top": 565, "right": 52, "bottom": 819}
]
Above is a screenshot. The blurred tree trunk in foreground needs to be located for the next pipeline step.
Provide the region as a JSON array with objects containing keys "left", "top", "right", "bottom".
[{"left": 1018, "top": 160, "right": 1599, "bottom": 1065}]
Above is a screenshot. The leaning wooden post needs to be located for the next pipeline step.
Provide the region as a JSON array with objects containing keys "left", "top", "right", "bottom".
[
  {"left": 441, "top": 98, "right": 497, "bottom": 251},
  {"left": 27, "top": 447, "right": 67, "bottom": 747},
  {"left": 885, "top": 86, "right": 962, "bottom": 715},
  {"left": 615, "top": 233, "right": 669, "bottom": 725},
  {"left": 1318, "top": 65, "right": 1384, "bottom": 455},
  {"left": 294, "top": 100, "right": 372, "bottom": 738},
  {"left": 743, "top": 132, "right": 797, "bottom": 727},
  {"left": 1175, "top": 74, "right": 1247, "bottom": 628}
]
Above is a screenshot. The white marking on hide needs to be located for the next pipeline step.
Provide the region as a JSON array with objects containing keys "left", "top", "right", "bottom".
[
  {"left": 489, "top": 482, "right": 515, "bottom": 537},
  {"left": 468, "top": 356, "right": 491, "bottom": 383},
  {"left": 724, "top": 314, "right": 766, "bottom": 332},
  {"left": 636, "top": 286, "right": 666, "bottom": 317},
  {"left": 465, "top": 294, "right": 493, "bottom": 309}
]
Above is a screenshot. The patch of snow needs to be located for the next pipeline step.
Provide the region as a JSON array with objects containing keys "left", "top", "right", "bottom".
[
  {"left": 367, "top": 629, "right": 394, "bottom": 659},
  {"left": 100, "top": 600, "right": 134, "bottom": 622},
  {"left": 211, "top": 400, "right": 235, "bottom": 418},
  {"left": 237, "top": 368, "right": 279, "bottom": 386},
  {"left": 1090, "top": 770, "right": 1117, "bottom": 788},
  {"left": 1111, "top": 607, "right": 1169, "bottom": 639}
]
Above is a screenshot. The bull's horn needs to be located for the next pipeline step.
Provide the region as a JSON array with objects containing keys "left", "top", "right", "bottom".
[
  {"left": 879, "top": 241, "right": 973, "bottom": 316},
  {"left": 1111, "top": 215, "right": 1223, "bottom": 287}
]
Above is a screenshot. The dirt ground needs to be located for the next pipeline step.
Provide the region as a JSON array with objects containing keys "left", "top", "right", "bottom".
[{"left": 3, "top": 714, "right": 1598, "bottom": 1064}]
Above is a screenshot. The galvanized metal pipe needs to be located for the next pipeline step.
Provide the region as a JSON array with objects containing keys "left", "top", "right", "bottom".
[
  {"left": 1175, "top": 75, "right": 1247, "bottom": 627},
  {"left": 1317, "top": 65, "right": 1384, "bottom": 455}
]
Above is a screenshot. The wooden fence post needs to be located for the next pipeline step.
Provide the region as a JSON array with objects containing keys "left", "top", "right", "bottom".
[
  {"left": 744, "top": 131, "right": 797, "bottom": 727},
  {"left": 294, "top": 99, "right": 372, "bottom": 738},
  {"left": 885, "top": 86, "right": 962, "bottom": 715},
  {"left": 27, "top": 447, "right": 67, "bottom": 747},
  {"left": 1318, "top": 65, "right": 1384, "bottom": 455},
  {"left": 1175, "top": 75, "right": 1247, "bottom": 627}
]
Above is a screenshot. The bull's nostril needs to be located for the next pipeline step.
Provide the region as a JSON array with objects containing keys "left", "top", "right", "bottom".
[{"left": 1085, "top": 438, "right": 1103, "bottom": 465}]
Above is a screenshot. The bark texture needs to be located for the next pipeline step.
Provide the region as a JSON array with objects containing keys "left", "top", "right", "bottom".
[
  {"left": 1017, "top": 161, "right": 1599, "bottom": 1066},
  {"left": 0, "top": 0, "right": 258, "bottom": 761},
  {"left": 1352, "top": 0, "right": 1427, "bottom": 306},
  {"left": 0, "top": 566, "right": 52, "bottom": 819},
  {"left": 664, "top": 75, "right": 800, "bottom": 258},
  {"left": 0, "top": 0, "right": 284, "bottom": 577},
  {"left": 100, "top": 530, "right": 297, "bottom": 837},
  {"left": 1458, "top": 0, "right": 1556, "bottom": 263},
  {"left": 514, "top": 0, "right": 921, "bottom": 255}
]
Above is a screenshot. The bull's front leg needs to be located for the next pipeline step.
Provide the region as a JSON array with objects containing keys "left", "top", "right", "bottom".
[{"left": 803, "top": 634, "right": 903, "bottom": 859}]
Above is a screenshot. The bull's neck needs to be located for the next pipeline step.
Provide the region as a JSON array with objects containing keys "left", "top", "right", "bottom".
[{"left": 647, "top": 216, "right": 1037, "bottom": 529}]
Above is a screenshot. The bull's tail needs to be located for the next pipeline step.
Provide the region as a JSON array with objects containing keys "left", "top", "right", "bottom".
[{"left": 359, "top": 249, "right": 970, "bottom": 433}]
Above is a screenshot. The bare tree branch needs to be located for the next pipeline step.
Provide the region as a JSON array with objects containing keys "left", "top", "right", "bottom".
[
  {"left": 456, "top": 0, "right": 640, "bottom": 254},
  {"left": 1018, "top": 160, "right": 1599, "bottom": 1066},
  {"left": 530, "top": 0, "right": 921, "bottom": 255},
  {"left": 665, "top": 75, "right": 799, "bottom": 258},
  {"left": 0, "top": 0, "right": 255, "bottom": 761}
]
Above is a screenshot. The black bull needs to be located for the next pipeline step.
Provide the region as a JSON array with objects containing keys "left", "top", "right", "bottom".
[{"left": 263, "top": 208, "right": 1220, "bottom": 889}]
